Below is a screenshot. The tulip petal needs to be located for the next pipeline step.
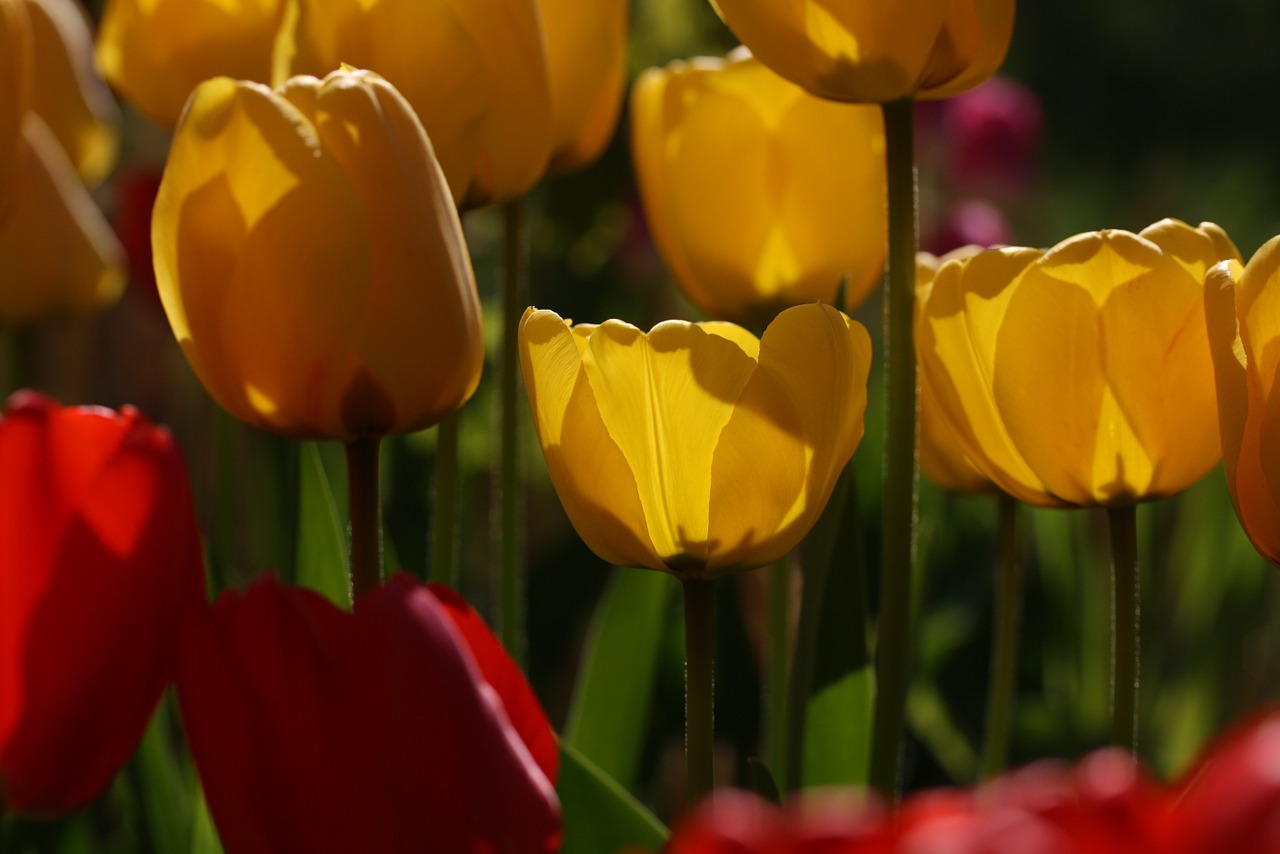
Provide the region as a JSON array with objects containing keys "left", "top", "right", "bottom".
[
  {"left": 707, "top": 304, "right": 870, "bottom": 571},
  {"left": 583, "top": 319, "right": 757, "bottom": 572},
  {"left": 918, "top": 0, "right": 1017, "bottom": 99},
  {"left": 519, "top": 308, "right": 662, "bottom": 571}
]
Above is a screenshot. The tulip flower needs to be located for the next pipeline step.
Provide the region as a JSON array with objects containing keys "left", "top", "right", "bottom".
[
  {"left": 177, "top": 574, "right": 561, "bottom": 853},
  {"left": 24, "top": 0, "right": 119, "bottom": 185},
  {"left": 916, "top": 219, "right": 1239, "bottom": 508},
  {"left": 0, "top": 115, "right": 125, "bottom": 325},
  {"left": 0, "top": 392, "right": 206, "bottom": 815},
  {"left": 151, "top": 68, "right": 484, "bottom": 441},
  {"left": 1205, "top": 238, "right": 1280, "bottom": 565},
  {"left": 0, "top": 0, "right": 31, "bottom": 218},
  {"left": 95, "top": 0, "right": 284, "bottom": 127},
  {"left": 632, "top": 49, "right": 886, "bottom": 327},
  {"left": 708, "top": 0, "right": 1016, "bottom": 104},
  {"left": 538, "top": 0, "right": 628, "bottom": 173},
  {"left": 520, "top": 301, "right": 870, "bottom": 578},
  {"left": 279, "top": 0, "right": 552, "bottom": 208}
]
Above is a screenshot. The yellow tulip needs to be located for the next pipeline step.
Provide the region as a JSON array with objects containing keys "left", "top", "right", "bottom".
[
  {"left": 916, "top": 248, "right": 995, "bottom": 495},
  {"left": 279, "top": 0, "right": 552, "bottom": 208},
  {"left": 632, "top": 49, "right": 886, "bottom": 327},
  {"left": 24, "top": 0, "right": 119, "bottom": 185},
  {"left": 1206, "top": 238, "right": 1280, "bottom": 564},
  {"left": 151, "top": 68, "right": 484, "bottom": 441},
  {"left": 0, "top": 0, "right": 31, "bottom": 218},
  {"left": 95, "top": 0, "right": 284, "bottom": 127},
  {"left": 709, "top": 0, "right": 1015, "bottom": 104},
  {"left": 916, "top": 219, "right": 1238, "bottom": 507},
  {"left": 519, "top": 302, "right": 871, "bottom": 578},
  {"left": 0, "top": 115, "right": 124, "bottom": 324},
  {"left": 537, "top": 0, "right": 628, "bottom": 173}
]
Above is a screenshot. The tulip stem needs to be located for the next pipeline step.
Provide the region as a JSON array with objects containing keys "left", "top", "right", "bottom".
[
  {"left": 1108, "top": 504, "right": 1140, "bottom": 754},
  {"left": 980, "top": 494, "right": 1021, "bottom": 779},
  {"left": 869, "top": 97, "right": 920, "bottom": 799},
  {"left": 345, "top": 437, "right": 383, "bottom": 602},
  {"left": 500, "top": 198, "right": 527, "bottom": 664},
  {"left": 430, "top": 413, "right": 460, "bottom": 588},
  {"left": 765, "top": 556, "right": 790, "bottom": 783},
  {"left": 683, "top": 578, "right": 716, "bottom": 804}
]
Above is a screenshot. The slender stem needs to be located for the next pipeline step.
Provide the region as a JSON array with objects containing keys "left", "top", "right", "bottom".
[
  {"left": 683, "top": 578, "right": 716, "bottom": 804},
  {"left": 430, "top": 413, "right": 460, "bottom": 588},
  {"left": 345, "top": 437, "right": 383, "bottom": 602},
  {"left": 765, "top": 557, "right": 790, "bottom": 783},
  {"left": 1108, "top": 504, "right": 1140, "bottom": 753},
  {"left": 869, "top": 97, "right": 920, "bottom": 800},
  {"left": 980, "top": 495, "right": 1022, "bottom": 779},
  {"left": 500, "top": 198, "right": 526, "bottom": 663}
]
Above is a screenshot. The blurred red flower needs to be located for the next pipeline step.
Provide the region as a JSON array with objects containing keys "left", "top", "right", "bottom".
[
  {"left": 177, "top": 573, "right": 561, "bottom": 853},
  {"left": 0, "top": 390, "right": 205, "bottom": 815}
]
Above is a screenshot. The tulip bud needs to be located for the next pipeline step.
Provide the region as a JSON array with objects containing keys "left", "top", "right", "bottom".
[
  {"left": 95, "top": 0, "right": 284, "bottom": 128},
  {"left": 177, "top": 574, "right": 561, "bottom": 852},
  {"left": 633, "top": 49, "right": 886, "bottom": 326},
  {"left": 916, "top": 219, "right": 1239, "bottom": 507},
  {"left": 280, "top": 0, "right": 552, "bottom": 208},
  {"left": 708, "top": 0, "right": 1016, "bottom": 104},
  {"left": 0, "top": 392, "right": 206, "bottom": 815},
  {"left": 152, "top": 68, "right": 484, "bottom": 440},
  {"left": 520, "top": 302, "right": 871, "bottom": 578}
]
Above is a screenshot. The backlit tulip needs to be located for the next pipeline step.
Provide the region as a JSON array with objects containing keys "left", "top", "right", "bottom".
[
  {"left": 708, "top": 0, "right": 1016, "bottom": 104},
  {"left": 152, "top": 68, "right": 484, "bottom": 440},
  {"left": 520, "top": 302, "right": 870, "bottom": 578},
  {"left": 95, "top": 0, "right": 284, "bottom": 127},
  {"left": 0, "top": 0, "right": 31, "bottom": 217},
  {"left": 632, "top": 49, "right": 886, "bottom": 327},
  {"left": 0, "top": 115, "right": 125, "bottom": 325},
  {"left": 280, "top": 0, "right": 552, "bottom": 208},
  {"left": 916, "top": 219, "right": 1238, "bottom": 507},
  {"left": 24, "top": 0, "right": 119, "bottom": 184},
  {"left": 1205, "top": 237, "right": 1280, "bottom": 564},
  {"left": 0, "top": 392, "right": 205, "bottom": 815},
  {"left": 178, "top": 574, "right": 561, "bottom": 853},
  {"left": 538, "top": 0, "right": 629, "bottom": 173}
]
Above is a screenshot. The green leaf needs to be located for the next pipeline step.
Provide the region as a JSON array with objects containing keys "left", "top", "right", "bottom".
[
  {"left": 134, "top": 695, "right": 193, "bottom": 852},
  {"left": 564, "top": 567, "right": 677, "bottom": 789},
  {"left": 747, "top": 758, "right": 782, "bottom": 805},
  {"left": 190, "top": 784, "right": 226, "bottom": 854},
  {"left": 558, "top": 740, "right": 667, "bottom": 854},
  {"left": 295, "top": 441, "right": 350, "bottom": 607}
]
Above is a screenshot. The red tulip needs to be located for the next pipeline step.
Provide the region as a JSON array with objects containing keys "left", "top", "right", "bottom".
[
  {"left": 177, "top": 573, "right": 561, "bottom": 853},
  {"left": 0, "top": 391, "right": 205, "bottom": 815}
]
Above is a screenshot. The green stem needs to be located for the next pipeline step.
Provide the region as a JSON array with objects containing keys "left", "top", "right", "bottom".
[
  {"left": 869, "top": 97, "right": 920, "bottom": 800},
  {"left": 1108, "top": 504, "right": 1140, "bottom": 753},
  {"left": 980, "top": 494, "right": 1021, "bottom": 779},
  {"left": 345, "top": 437, "right": 383, "bottom": 602},
  {"left": 500, "top": 198, "right": 526, "bottom": 663},
  {"left": 765, "top": 557, "right": 790, "bottom": 783},
  {"left": 430, "top": 413, "right": 460, "bottom": 588},
  {"left": 683, "top": 578, "right": 716, "bottom": 804}
]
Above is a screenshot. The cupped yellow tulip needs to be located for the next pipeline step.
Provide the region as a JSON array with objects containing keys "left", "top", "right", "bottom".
[
  {"left": 280, "top": 0, "right": 552, "bottom": 208},
  {"left": 632, "top": 49, "right": 886, "bottom": 327},
  {"left": 1206, "top": 238, "right": 1280, "bottom": 564},
  {"left": 520, "top": 302, "right": 871, "bottom": 579},
  {"left": 25, "top": 0, "right": 119, "bottom": 184},
  {"left": 917, "top": 219, "right": 1239, "bottom": 507},
  {"left": 0, "top": 115, "right": 124, "bottom": 325},
  {"left": 0, "top": 0, "right": 31, "bottom": 218},
  {"left": 916, "top": 248, "right": 995, "bottom": 495},
  {"left": 709, "top": 0, "right": 1015, "bottom": 104},
  {"left": 537, "top": 0, "right": 628, "bottom": 173},
  {"left": 151, "top": 68, "right": 484, "bottom": 441},
  {"left": 95, "top": 0, "right": 283, "bottom": 127}
]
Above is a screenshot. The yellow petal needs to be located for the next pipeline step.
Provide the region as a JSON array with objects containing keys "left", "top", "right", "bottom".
[
  {"left": 25, "top": 0, "right": 119, "bottom": 184},
  {"left": 518, "top": 308, "right": 661, "bottom": 570},
  {"left": 96, "top": 0, "right": 283, "bottom": 127},
  {"left": 0, "top": 116, "right": 124, "bottom": 325},
  {"left": 919, "top": 371, "right": 994, "bottom": 493},
  {"left": 707, "top": 304, "right": 870, "bottom": 572},
  {"left": 583, "top": 318, "right": 757, "bottom": 572},
  {"left": 918, "top": 0, "right": 1017, "bottom": 99}
]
